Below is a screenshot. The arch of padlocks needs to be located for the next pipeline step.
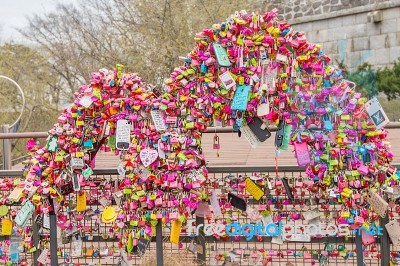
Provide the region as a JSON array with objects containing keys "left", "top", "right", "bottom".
[{"left": 4, "top": 7, "right": 399, "bottom": 266}]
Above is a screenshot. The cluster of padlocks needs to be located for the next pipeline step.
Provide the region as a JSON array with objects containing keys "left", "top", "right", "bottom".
[{"left": 1, "top": 7, "right": 398, "bottom": 265}]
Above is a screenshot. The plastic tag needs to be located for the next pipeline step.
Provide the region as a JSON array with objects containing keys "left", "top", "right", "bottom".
[
  {"left": 70, "top": 157, "right": 84, "bottom": 169},
  {"left": 294, "top": 142, "right": 311, "bottom": 166},
  {"left": 365, "top": 97, "right": 389, "bottom": 129},
  {"left": 231, "top": 85, "right": 251, "bottom": 111},
  {"left": 72, "top": 173, "right": 81, "bottom": 192},
  {"left": 280, "top": 125, "right": 292, "bottom": 150},
  {"left": 240, "top": 125, "right": 261, "bottom": 148},
  {"left": 366, "top": 191, "right": 388, "bottom": 218},
  {"left": 210, "top": 191, "right": 222, "bottom": 217},
  {"left": 248, "top": 117, "right": 271, "bottom": 142},
  {"left": 8, "top": 187, "right": 24, "bottom": 202},
  {"left": 76, "top": 192, "right": 87, "bottom": 212},
  {"left": 139, "top": 148, "right": 158, "bottom": 167},
  {"left": 79, "top": 95, "right": 93, "bottom": 108},
  {"left": 257, "top": 103, "right": 270, "bottom": 116},
  {"left": 213, "top": 43, "right": 232, "bottom": 67},
  {"left": 219, "top": 71, "right": 236, "bottom": 90},
  {"left": 170, "top": 220, "right": 181, "bottom": 244},
  {"left": 1, "top": 218, "right": 12, "bottom": 236},
  {"left": 385, "top": 219, "right": 400, "bottom": 246},
  {"left": 116, "top": 119, "right": 131, "bottom": 150},
  {"left": 15, "top": 200, "right": 35, "bottom": 227},
  {"left": 37, "top": 248, "right": 50, "bottom": 264},
  {"left": 245, "top": 177, "right": 265, "bottom": 201},
  {"left": 151, "top": 110, "right": 166, "bottom": 132},
  {"left": 43, "top": 214, "right": 50, "bottom": 229}
]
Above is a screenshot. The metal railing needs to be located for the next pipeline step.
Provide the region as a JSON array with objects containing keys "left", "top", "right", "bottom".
[{"left": 0, "top": 166, "right": 397, "bottom": 266}]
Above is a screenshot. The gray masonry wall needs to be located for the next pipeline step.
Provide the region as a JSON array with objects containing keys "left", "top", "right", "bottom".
[{"left": 266, "top": 0, "right": 400, "bottom": 69}]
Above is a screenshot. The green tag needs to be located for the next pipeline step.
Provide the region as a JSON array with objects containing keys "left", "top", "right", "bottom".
[
  {"left": 47, "top": 136, "right": 59, "bottom": 152},
  {"left": 108, "top": 136, "right": 116, "bottom": 148},
  {"left": 83, "top": 167, "right": 93, "bottom": 179},
  {"left": 280, "top": 125, "right": 292, "bottom": 150}
]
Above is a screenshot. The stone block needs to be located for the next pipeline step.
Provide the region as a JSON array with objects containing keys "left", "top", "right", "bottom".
[
  {"left": 355, "top": 13, "right": 368, "bottom": 24},
  {"left": 381, "top": 18, "right": 398, "bottom": 34},
  {"left": 321, "top": 41, "right": 338, "bottom": 54},
  {"left": 314, "top": 28, "right": 332, "bottom": 42},
  {"left": 312, "top": 19, "right": 329, "bottom": 31},
  {"left": 390, "top": 46, "right": 400, "bottom": 63},
  {"left": 352, "top": 36, "right": 371, "bottom": 51},
  {"left": 331, "top": 24, "right": 367, "bottom": 40},
  {"left": 292, "top": 22, "right": 313, "bottom": 34},
  {"left": 382, "top": 7, "right": 400, "bottom": 20},
  {"left": 373, "top": 48, "right": 391, "bottom": 65},
  {"left": 366, "top": 23, "right": 382, "bottom": 35},
  {"left": 328, "top": 17, "right": 342, "bottom": 29},
  {"left": 341, "top": 14, "right": 356, "bottom": 26},
  {"left": 370, "top": 34, "right": 389, "bottom": 50},
  {"left": 387, "top": 33, "right": 400, "bottom": 47}
]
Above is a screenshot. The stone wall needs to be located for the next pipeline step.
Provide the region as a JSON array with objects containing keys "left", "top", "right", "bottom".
[{"left": 266, "top": 0, "right": 400, "bottom": 69}]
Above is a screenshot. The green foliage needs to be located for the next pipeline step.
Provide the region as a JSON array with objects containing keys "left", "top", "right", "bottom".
[
  {"left": 0, "top": 43, "right": 60, "bottom": 160},
  {"left": 376, "top": 59, "right": 400, "bottom": 100},
  {"left": 337, "top": 60, "right": 378, "bottom": 99}
]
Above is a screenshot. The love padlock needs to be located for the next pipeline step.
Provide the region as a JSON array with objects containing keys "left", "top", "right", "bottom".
[{"left": 213, "top": 134, "right": 220, "bottom": 157}]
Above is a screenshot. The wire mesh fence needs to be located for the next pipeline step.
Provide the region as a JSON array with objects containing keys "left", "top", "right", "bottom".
[{"left": 1, "top": 166, "right": 397, "bottom": 266}]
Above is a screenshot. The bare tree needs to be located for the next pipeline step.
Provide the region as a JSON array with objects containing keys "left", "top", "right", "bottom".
[{"left": 19, "top": 0, "right": 270, "bottom": 96}]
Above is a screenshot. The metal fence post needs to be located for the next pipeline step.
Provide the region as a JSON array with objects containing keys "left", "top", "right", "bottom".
[
  {"left": 32, "top": 213, "right": 39, "bottom": 266},
  {"left": 1, "top": 125, "right": 12, "bottom": 170},
  {"left": 196, "top": 215, "right": 206, "bottom": 265},
  {"left": 380, "top": 213, "right": 390, "bottom": 266},
  {"left": 355, "top": 234, "right": 364, "bottom": 266},
  {"left": 48, "top": 198, "right": 58, "bottom": 266},
  {"left": 156, "top": 218, "right": 164, "bottom": 266}
]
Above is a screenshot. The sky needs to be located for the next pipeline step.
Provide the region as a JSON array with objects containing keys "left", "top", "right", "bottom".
[{"left": 0, "top": 0, "right": 78, "bottom": 42}]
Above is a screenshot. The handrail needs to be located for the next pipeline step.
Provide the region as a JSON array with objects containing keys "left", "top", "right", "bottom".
[
  {"left": 1, "top": 164, "right": 400, "bottom": 177},
  {"left": 0, "top": 127, "right": 247, "bottom": 139},
  {"left": 2, "top": 122, "right": 400, "bottom": 139}
]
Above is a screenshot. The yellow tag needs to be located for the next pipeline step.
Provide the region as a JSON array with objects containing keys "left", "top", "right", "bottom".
[
  {"left": 76, "top": 192, "right": 87, "bottom": 212},
  {"left": 8, "top": 187, "right": 24, "bottom": 202},
  {"left": 245, "top": 178, "right": 265, "bottom": 201},
  {"left": 150, "top": 213, "right": 157, "bottom": 220},
  {"left": 1, "top": 218, "right": 12, "bottom": 236},
  {"left": 75, "top": 151, "right": 84, "bottom": 157},
  {"left": 170, "top": 220, "right": 181, "bottom": 244}
]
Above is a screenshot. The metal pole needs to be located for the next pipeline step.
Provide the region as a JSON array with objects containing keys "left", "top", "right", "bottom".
[
  {"left": 380, "top": 214, "right": 390, "bottom": 266},
  {"left": 2, "top": 125, "right": 12, "bottom": 170},
  {"left": 156, "top": 218, "right": 164, "bottom": 266},
  {"left": 196, "top": 215, "right": 206, "bottom": 265},
  {"left": 48, "top": 198, "right": 58, "bottom": 266},
  {"left": 32, "top": 213, "right": 39, "bottom": 266},
  {"left": 355, "top": 234, "right": 364, "bottom": 266}
]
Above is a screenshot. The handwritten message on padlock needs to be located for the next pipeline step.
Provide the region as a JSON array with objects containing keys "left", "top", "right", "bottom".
[
  {"left": 231, "top": 85, "right": 251, "bottom": 111},
  {"left": 139, "top": 148, "right": 159, "bottom": 167}
]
